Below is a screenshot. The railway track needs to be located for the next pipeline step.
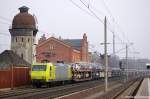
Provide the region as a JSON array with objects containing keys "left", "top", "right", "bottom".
[
  {"left": 0, "top": 78, "right": 121, "bottom": 99},
  {"left": 114, "top": 78, "right": 143, "bottom": 99},
  {"left": 95, "top": 78, "right": 143, "bottom": 99}
]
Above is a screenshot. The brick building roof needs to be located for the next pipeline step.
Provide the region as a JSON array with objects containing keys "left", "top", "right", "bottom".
[
  {"left": 38, "top": 35, "right": 83, "bottom": 51},
  {"left": 62, "top": 39, "right": 82, "bottom": 50},
  {"left": 0, "top": 50, "right": 30, "bottom": 68}
]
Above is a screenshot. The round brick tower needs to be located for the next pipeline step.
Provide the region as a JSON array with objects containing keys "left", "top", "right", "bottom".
[{"left": 9, "top": 6, "right": 38, "bottom": 64}]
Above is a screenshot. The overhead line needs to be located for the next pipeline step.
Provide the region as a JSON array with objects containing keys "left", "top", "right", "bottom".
[
  {"left": 79, "top": 0, "right": 119, "bottom": 36},
  {"left": 0, "top": 21, "right": 10, "bottom": 25},
  {"left": 115, "top": 21, "right": 130, "bottom": 43},
  {"left": 78, "top": 0, "right": 136, "bottom": 56},
  {"left": 101, "top": 0, "right": 130, "bottom": 44},
  {"left": 101, "top": 0, "right": 114, "bottom": 20},
  {"left": 0, "top": 16, "right": 11, "bottom": 22},
  {"left": 0, "top": 32, "right": 10, "bottom": 36},
  {"left": 69, "top": 0, "right": 94, "bottom": 18},
  {"left": 80, "top": 0, "right": 104, "bottom": 23},
  {"left": 102, "top": 0, "right": 137, "bottom": 55},
  {"left": 80, "top": 1, "right": 121, "bottom": 48},
  {"left": 77, "top": 0, "right": 126, "bottom": 45}
]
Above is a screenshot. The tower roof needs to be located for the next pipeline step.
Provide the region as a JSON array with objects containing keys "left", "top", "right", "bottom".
[
  {"left": 12, "top": 6, "right": 37, "bottom": 29},
  {"left": 19, "top": 6, "right": 29, "bottom": 13}
]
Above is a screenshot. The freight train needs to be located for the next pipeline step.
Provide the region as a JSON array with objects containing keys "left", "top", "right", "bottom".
[{"left": 30, "top": 62, "right": 149, "bottom": 87}]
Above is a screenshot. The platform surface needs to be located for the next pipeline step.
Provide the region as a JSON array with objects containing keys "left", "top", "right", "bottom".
[{"left": 135, "top": 78, "right": 150, "bottom": 99}]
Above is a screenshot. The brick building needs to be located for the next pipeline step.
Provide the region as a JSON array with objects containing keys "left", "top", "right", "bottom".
[{"left": 36, "top": 33, "right": 90, "bottom": 63}]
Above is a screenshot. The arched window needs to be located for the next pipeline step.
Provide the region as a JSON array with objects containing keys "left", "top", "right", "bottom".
[
  {"left": 21, "top": 53, "right": 23, "bottom": 59},
  {"left": 28, "top": 38, "right": 30, "bottom": 42},
  {"left": 49, "top": 44, "right": 55, "bottom": 50},
  {"left": 22, "top": 37, "right": 24, "bottom": 42},
  {"left": 16, "top": 37, "right": 17, "bottom": 42}
]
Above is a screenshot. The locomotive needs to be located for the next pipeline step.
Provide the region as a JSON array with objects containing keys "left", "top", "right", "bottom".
[{"left": 30, "top": 62, "right": 121, "bottom": 87}]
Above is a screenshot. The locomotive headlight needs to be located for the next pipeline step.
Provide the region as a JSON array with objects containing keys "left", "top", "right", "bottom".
[{"left": 96, "top": 73, "right": 99, "bottom": 76}]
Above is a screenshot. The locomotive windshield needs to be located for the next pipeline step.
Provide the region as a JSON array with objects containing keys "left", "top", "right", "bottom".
[{"left": 32, "top": 65, "right": 47, "bottom": 71}]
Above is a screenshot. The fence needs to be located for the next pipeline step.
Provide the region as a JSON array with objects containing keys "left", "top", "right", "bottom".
[{"left": 0, "top": 66, "right": 31, "bottom": 89}]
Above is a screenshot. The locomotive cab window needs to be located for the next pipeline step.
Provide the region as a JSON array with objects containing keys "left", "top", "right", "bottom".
[
  {"left": 32, "top": 65, "right": 46, "bottom": 71},
  {"left": 50, "top": 66, "right": 52, "bottom": 71},
  {"left": 146, "top": 63, "right": 150, "bottom": 69},
  {"left": 147, "top": 65, "right": 150, "bottom": 69}
]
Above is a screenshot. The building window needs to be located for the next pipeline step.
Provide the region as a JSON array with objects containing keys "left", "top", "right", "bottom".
[
  {"left": 28, "top": 38, "right": 30, "bottom": 42},
  {"left": 22, "top": 37, "right": 24, "bottom": 42},
  {"left": 16, "top": 37, "right": 17, "bottom": 42},
  {"left": 21, "top": 53, "right": 23, "bottom": 59},
  {"left": 49, "top": 45, "right": 54, "bottom": 50},
  {"left": 41, "top": 59, "right": 49, "bottom": 63}
]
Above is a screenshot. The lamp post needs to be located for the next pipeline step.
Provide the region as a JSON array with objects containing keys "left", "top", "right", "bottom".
[
  {"left": 104, "top": 16, "right": 108, "bottom": 92},
  {"left": 125, "top": 43, "right": 133, "bottom": 82}
]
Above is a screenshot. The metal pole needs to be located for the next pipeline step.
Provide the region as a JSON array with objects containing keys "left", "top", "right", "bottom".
[
  {"left": 113, "top": 32, "right": 115, "bottom": 55},
  {"left": 31, "top": 32, "right": 33, "bottom": 64},
  {"left": 126, "top": 44, "right": 128, "bottom": 82},
  {"left": 11, "top": 65, "right": 14, "bottom": 90},
  {"left": 104, "top": 16, "right": 108, "bottom": 92}
]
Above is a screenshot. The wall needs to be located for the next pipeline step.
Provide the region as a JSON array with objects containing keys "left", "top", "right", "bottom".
[
  {"left": 72, "top": 50, "right": 81, "bottom": 62},
  {"left": 36, "top": 38, "right": 72, "bottom": 63},
  {"left": 0, "top": 67, "right": 31, "bottom": 89},
  {"left": 11, "top": 29, "right": 35, "bottom": 64}
]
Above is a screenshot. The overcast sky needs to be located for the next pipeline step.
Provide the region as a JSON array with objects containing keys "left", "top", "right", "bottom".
[{"left": 0, "top": 0, "right": 150, "bottom": 59}]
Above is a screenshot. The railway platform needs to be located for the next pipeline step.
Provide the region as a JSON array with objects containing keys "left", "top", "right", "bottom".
[
  {"left": 90, "top": 78, "right": 150, "bottom": 99},
  {"left": 134, "top": 78, "right": 150, "bottom": 99}
]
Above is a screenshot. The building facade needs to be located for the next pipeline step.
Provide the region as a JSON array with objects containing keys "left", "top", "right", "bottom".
[
  {"left": 9, "top": 6, "right": 38, "bottom": 64},
  {"left": 36, "top": 33, "right": 89, "bottom": 63}
]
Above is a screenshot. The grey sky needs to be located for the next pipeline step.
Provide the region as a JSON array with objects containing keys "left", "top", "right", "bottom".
[{"left": 0, "top": 0, "right": 150, "bottom": 59}]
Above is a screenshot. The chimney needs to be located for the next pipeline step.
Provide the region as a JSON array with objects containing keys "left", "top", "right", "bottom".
[
  {"left": 81, "top": 33, "right": 88, "bottom": 62},
  {"left": 38, "top": 34, "right": 46, "bottom": 44},
  {"left": 59, "top": 36, "right": 62, "bottom": 40},
  {"left": 83, "top": 33, "right": 87, "bottom": 41}
]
